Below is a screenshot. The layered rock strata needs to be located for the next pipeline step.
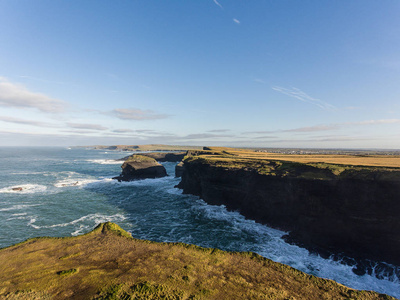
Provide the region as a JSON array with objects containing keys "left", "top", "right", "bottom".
[
  {"left": 177, "top": 155, "right": 400, "bottom": 266},
  {"left": 113, "top": 155, "right": 167, "bottom": 181},
  {"left": 120, "top": 152, "right": 186, "bottom": 162}
]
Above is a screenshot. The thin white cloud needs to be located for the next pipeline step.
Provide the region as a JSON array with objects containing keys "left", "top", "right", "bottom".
[
  {"left": 67, "top": 123, "right": 108, "bottom": 131},
  {"left": 207, "top": 129, "right": 230, "bottom": 133},
  {"left": 181, "top": 133, "right": 233, "bottom": 140},
  {"left": 213, "top": 0, "right": 223, "bottom": 9},
  {"left": 111, "top": 108, "right": 169, "bottom": 120},
  {"left": 233, "top": 18, "right": 240, "bottom": 24},
  {"left": 245, "top": 119, "right": 400, "bottom": 135},
  {"left": 283, "top": 125, "right": 339, "bottom": 132},
  {"left": 0, "top": 77, "right": 67, "bottom": 113},
  {"left": 272, "top": 86, "right": 336, "bottom": 111},
  {"left": 0, "top": 116, "right": 59, "bottom": 127},
  {"left": 351, "top": 119, "right": 400, "bottom": 125}
]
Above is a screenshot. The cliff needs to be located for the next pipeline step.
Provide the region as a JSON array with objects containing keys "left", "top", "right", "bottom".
[
  {"left": 0, "top": 222, "right": 393, "bottom": 299},
  {"left": 120, "top": 152, "right": 186, "bottom": 162},
  {"left": 177, "top": 153, "right": 400, "bottom": 266},
  {"left": 113, "top": 155, "right": 167, "bottom": 181}
]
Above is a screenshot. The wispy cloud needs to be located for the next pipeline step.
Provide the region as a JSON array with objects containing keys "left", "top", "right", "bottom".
[
  {"left": 213, "top": 0, "right": 223, "bottom": 9},
  {"left": 351, "top": 119, "right": 400, "bottom": 125},
  {"left": 207, "top": 129, "right": 230, "bottom": 133},
  {"left": 0, "top": 77, "right": 67, "bottom": 113},
  {"left": 181, "top": 133, "right": 233, "bottom": 140},
  {"left": 0, "top": 116, "right": 59, "bottom": 127},
  {"left": 233, "top": 18, "right": 240, "bottom": 24},
  {"left": 245, "top": 119, "right": 400, "bottom": 135},
  {"left": 283, "top": 125, "right": 339, "bottom": 132},
  {"left": 272, "top": 86, "right": 336, "bottom": 111},
  {"left": 67, "top": 123, "right": 108, "bottom": 131},
  {"left": 112, "top": 129, "right": 136, "bottom": 133},
  {"left": 111, "top": 108, "right": 169, "bottom": 121},
  {"left": 243, "top": 130, "right": 275, "bottom": 134}
]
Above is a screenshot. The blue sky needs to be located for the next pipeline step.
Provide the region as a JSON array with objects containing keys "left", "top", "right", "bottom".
[{"left": 1, "top": 0, "right": 400, "bottom": 148}]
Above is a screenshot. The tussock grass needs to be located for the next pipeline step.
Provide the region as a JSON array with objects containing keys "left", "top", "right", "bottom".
[{"left": 0, "top": 222, "right": 394, "bottom": 299}]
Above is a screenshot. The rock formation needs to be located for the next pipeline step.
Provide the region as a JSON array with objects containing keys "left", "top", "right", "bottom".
[
  {"left": 177, "top": 154, "right": 400, "bottom": 267},
  {"left": 175, "top": 161, "right": 184, "bottom": 177},
  {"left": 113, "top": 155, "right": 167, "bottom": 181},
  {"left": 120, "top": 152, "right": 186, "bottom": 162}
]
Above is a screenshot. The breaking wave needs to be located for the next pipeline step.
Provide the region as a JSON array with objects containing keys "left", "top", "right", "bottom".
[{"left": 0, "top": 184, "right": 47, "bottom": 194}]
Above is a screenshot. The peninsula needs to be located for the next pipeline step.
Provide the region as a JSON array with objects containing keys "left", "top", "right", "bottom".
[{"left": 0, "top": 222, "right": 393, "bottom": 299}]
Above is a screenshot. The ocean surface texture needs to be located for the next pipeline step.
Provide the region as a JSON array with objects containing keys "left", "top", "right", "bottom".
[{"left": 0, "top": 147, "right": 398, "bottom": 298}]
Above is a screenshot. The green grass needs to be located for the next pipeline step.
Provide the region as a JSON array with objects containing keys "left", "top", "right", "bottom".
[
  {"left": 183, "top": 151, "right": 400, "bottom": 181},
  {"left": 0, "top": 222, "right": 395, "bottom": 299}
]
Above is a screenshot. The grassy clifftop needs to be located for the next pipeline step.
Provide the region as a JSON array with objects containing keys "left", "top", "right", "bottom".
[
  {"left": 0, "top": 222, "right": 393, "bottom": 299},
  {"left": 183, "top": 149, "right": 400, "bottom": 180}
]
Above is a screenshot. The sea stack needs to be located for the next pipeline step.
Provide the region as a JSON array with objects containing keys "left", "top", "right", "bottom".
[{"left": 113, "top": 155, "right": 167, "bottom": 181}]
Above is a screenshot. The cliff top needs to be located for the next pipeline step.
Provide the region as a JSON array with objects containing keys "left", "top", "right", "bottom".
[
  {"left": 198, "top": 148, "right": 400, "bottom": 168},
  {"left": 184, "top": 150, "right": 400, "bottom": 180},
  {"left": 0, "top": 222, "right": 393, "bottom": 299},
  {"left": 124, "top": 154, "right": 159, "bottom": 163}
]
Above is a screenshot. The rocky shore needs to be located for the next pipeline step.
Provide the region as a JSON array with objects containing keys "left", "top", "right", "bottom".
[
  {"left": 176, "top": 151, "right": 400, "bottom": 267},
  {"left": 0, "top": 222, "right": 393, "bottom": 299}
]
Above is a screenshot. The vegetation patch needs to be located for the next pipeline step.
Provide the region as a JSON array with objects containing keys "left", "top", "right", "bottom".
[{"left": 56, "top": 268, "right": 78, "bottom": 276}]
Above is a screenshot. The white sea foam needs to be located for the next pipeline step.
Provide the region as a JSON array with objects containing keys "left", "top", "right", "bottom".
[
  {"left": 0, "top": 184, "right": 47, "bottom": 194},
  {"left": 28, "top": 213, "right": 127, "bottom": 233},
  {"left": 86, "top": 159, "right": 122, "bottom": 165},
  {"left": 189, "top": 198, "right": 400, "bottom": 298},
  {"left": 0, "top": 204, "right": 41, "bottom": 212},
  {"left": 54, "top": 178, "right": 100, "bottom": 188}
]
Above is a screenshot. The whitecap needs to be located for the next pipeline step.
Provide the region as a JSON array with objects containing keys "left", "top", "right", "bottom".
[
  {"left": 0, "top": 204, "right": 41, "bottom": 212},
  {"left": 0, "top": 184, "right": 47, "bottom": 194},
  {"left": 28, "top": 213, "right": 127, "bottom": 234},
  {"left": 86, "top": 159, "right": 122, "bottom": 165},
  {"left": 54, "top": 178, "right": 100, "bottom": 188}
]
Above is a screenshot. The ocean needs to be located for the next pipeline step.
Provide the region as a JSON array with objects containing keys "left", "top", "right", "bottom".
[{"left": 0, "top": 147, "right": 398, "bottom": 298}]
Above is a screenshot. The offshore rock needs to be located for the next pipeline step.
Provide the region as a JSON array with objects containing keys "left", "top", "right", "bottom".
[
  {"left": 113, "top": 155, "right": 167, "bottom": 181},
  {"left": 177, "top": 156, "right": 400, "bottom": 266},
  {"left": 119, "top": 152, "right": 186, "bottom": 163}
]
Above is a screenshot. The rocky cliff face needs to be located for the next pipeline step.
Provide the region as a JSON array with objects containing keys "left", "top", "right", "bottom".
[
  {"left": 119, "top": 152, "right": 186, "bottom": 163},
  {"left": 177, "top": 157, "right": 400, "bottom": 266},
  {"left": 114, "top": 155, "right": 167, "bottom": 181}
]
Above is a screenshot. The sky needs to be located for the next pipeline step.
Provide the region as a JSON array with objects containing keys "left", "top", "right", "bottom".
[{"left": 1, "top": 1, "right": 400, "bottom": 149}]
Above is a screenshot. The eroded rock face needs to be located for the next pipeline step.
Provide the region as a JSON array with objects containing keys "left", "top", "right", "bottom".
[
  {"left": 177, "top": 158, "right": 400, "bottom": 266},
  {"left": 175, "top": 161, "right": 185, "bottom": 177},
  {"left": 119, "top": 152, "right": 186, "bottom": 163},
  {"left": 113, "top": 155, "right": 167, "bottom": 181}
]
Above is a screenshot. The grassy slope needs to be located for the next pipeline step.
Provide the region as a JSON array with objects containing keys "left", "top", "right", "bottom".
[{"left": 0, "top": 223, "right": 393, "bottom": 300}]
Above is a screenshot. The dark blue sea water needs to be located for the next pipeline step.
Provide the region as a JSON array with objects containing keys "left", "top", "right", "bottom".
[{"left": 0, "top": 147, "right": 398, "bottom": 298}]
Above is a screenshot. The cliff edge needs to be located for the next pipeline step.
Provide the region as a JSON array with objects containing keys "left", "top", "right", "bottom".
[
  {"left": 0, "top": 222, "right": 393, "bottom": 299},
  {"left": 177, "top": 151, "right": 400, "bottom": 267}
]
